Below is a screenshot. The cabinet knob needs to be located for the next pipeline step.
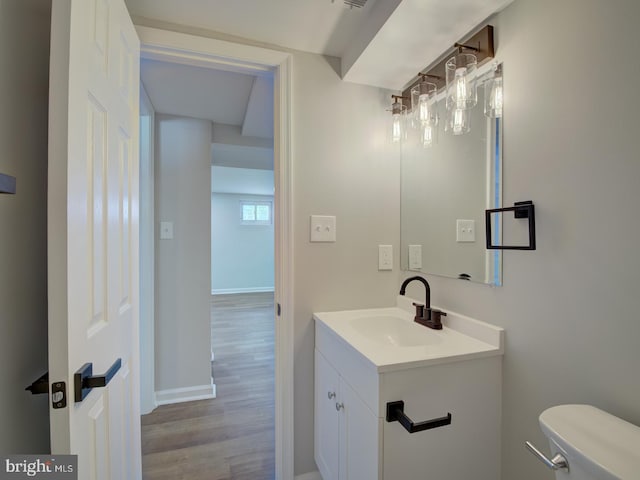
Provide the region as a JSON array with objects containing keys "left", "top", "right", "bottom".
[
  {"left": 327, "top": 391, "right": 336, "bottom": 400},
  {"left": 335, "top": 402, "right": 344, "bottom": 411}
]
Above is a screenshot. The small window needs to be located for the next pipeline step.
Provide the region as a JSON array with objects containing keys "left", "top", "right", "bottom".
[{"left": 241, "top": 201, "right": 272, "bottom": 226}]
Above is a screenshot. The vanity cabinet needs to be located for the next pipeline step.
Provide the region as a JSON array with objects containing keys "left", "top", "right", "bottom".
[
  {"left": 314, "top": 311, "right": 502, "bottom": 480},
  {"left": 315, "top": 349, "right": 380, "bottom": 480}
]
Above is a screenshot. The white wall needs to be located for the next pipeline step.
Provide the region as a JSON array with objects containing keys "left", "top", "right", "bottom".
[
  {"left": 400, "top": 1, "right": 640, "bottom": 479},
  {"left": 211, "top": 193, "right": 274, "bottom": 293},
  {"left": 211, "top": 165, "right": 274, "bottom": 196},
  {"left": 0, "top": 0, "right": 51, "bottom": 453},
  {"left": 154, "top": 114, "right": 213, "bottom": 393}
]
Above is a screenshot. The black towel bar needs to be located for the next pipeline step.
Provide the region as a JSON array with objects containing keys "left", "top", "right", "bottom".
[{"left": 386, "top": 401, "right": 452, "bottom": 434}]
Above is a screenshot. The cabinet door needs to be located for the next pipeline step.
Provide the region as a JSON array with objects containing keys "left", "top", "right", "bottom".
[
  {"left": 315, "top": 350, "right": 341, "bottom": 480},
  {"left": 340, "top": 379, "right": 380, "bottom": 480}
]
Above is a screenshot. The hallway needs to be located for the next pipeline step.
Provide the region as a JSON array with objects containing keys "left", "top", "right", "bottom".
[{"left": 141, "top": 292, "right": 275, "bottom": 480}]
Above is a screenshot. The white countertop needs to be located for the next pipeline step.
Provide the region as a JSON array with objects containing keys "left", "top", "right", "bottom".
[{"left": 313, "top": 296, "right": 504, "bottom": 373}]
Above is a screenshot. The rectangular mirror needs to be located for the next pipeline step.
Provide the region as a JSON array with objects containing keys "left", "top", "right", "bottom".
[{"left": 400, "top": 65, "right": 503, "bottom": 285}]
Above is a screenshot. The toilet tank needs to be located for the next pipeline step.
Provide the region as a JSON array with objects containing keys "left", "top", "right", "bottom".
[{"left": 539, "top": 404, "right": 640, "bottom": 479}]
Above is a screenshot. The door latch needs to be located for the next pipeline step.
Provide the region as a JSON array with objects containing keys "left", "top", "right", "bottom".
[
  {"left": 51, "top": 381, "right": 67, "bottom": 409},
  {"left": 26, "top": 372, "right": 67, "bottom": 409}
]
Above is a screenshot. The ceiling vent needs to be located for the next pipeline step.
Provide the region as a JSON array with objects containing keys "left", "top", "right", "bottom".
[{"left": 344, "top": 0, "right": 367, "bottom": 8}]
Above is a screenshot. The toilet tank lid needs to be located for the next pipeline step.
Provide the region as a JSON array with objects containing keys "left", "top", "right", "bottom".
[{"left": 539, "top": 404, "right": 640, "bottom": 478}]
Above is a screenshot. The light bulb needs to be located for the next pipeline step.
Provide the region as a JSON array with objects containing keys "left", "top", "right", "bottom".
[
  {"left": 453, "top": 109, "right": 464, "bottom": 134},
  {"left": 421, "top": 124, "right": 434, "bottom": 147},
  {"left": 392, "top": 113, "right": 402, "bottom": 143},
  {"left": 447, "top": 108, "right": 470, "bottom": 135},
  {"left": 418, "top": 94, "right": 430, "bottom": 124},
  {"left": 446, "top": 53, "right": 477, "bottom": 111},
  {"left": 489, "top": 77, "right": 503, "bottom": 117},
  {"left": 454, "top": 67, "right": 468, "bottom": 109}
]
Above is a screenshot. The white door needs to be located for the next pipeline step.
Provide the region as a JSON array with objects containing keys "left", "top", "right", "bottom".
[{"left": 48, "top": 0, "right": 141, "bottom": 478}]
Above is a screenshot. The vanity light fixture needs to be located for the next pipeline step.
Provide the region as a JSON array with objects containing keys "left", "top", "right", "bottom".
[
  {"left": 445, "top": 46, "right": 478, "bottom": 111},
  {"left": 411, "top": 74, "right": 437, "bottom": 126},
  {"left": 390, "top": 95, "right": 408, "bottom": 144},
  {"left": 398, "top": 25, "right": 495, "bottom": 139},
  {"left": 411, "top": 74, "right": 439, "bottom": 147},
  {"left": 484, "top": 63, "right": 503, "bottom": 118}
]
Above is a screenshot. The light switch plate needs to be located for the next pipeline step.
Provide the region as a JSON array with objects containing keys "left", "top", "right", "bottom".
[
  {"left": 456, "top": 219, "right": 476, "bottom": 242},
  {"left": 310, "top": 215, "right": 336, "bottom": 242},
  {"left": 378, "top": 245, "right": 393, "bottom": 271},
  {"left": 408, "top": 244, "right": 422, "bottom": 270},
  {"left": 160, "top": 221, "right": 174, "bottom": 240}
]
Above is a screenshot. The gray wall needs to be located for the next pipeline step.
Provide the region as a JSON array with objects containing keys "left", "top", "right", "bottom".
[
  {"left": 401, "top": 1, "right": 640, "bottom": 479},
  {"left": 155, "top": 115, "right": 212, "bottom": 391},
  {"left": 292, "top": 53, "right": 399, "bottom": 474},
  {"left": 211, "top": 193, "right": 274, "bottom": 292},
  {"left": 0, "top": 0, "right": 51, "bottom": 453}
]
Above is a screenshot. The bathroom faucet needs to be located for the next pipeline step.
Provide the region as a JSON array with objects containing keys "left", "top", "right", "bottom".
[{"left": 399, "top": 276, "right": 446, "bottom": 330}]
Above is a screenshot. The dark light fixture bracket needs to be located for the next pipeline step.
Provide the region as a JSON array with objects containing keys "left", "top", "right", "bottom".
[{"left": 402, "top": 25, "right": 495, "bottom": 107}]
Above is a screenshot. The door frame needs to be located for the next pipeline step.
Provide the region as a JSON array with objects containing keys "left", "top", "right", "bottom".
[
  {"left": 139, "top": 83, "right": 156, "bottom": 415},
  {"left": 136, "top": 26, "right": 294, "bottom": 479}
]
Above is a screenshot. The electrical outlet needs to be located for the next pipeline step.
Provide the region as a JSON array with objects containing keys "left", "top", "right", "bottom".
[{"left": 378, "top": 245, "right": 393, "bottom": 271}]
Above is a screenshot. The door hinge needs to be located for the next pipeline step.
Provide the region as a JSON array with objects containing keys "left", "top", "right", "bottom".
[{"left": 277, "top": 303, "right": 281, "bottom": 316}]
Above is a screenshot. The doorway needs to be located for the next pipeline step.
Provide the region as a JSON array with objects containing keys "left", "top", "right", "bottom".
[{"left": 136, "top": 26, "right": 293, "bottom": 479}]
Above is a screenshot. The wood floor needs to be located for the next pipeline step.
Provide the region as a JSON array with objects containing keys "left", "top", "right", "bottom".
[{"left": 141, "top": 292, "right": 275, "bottom": 480}]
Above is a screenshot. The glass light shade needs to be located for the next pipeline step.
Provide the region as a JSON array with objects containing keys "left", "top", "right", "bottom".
[
  {"left": 391, "top": 101, "right": 408, "bottom": 144},
  {"left": 484, "top": 65, "right": 503, "bottom": 118},
  {"left": 445, "top": 107, "right": 471, "bottom": 135},
  {"left": 411, "top": 81, "right": 437, "bottom": 126},
  {"left": 445, "top": 53, "right": 477, "bottom": 111}
]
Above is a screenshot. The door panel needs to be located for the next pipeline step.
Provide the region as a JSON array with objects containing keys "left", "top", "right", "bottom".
[
  {"left": 48, "top": 0, "right": 141, "bottom": 478},
  {"left": 341, "top": 380, "right": 380, "bottom": 480}
]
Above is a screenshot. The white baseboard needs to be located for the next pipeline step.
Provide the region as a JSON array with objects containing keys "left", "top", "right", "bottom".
[
  {"left": 295, "top": 472, "right": 322, "bottom": 480},
  {"left": 155, "top": 381, "right": 216, "bottom": 406},
  {"left": 211, "top": 287, "right": 274, "bottom": 295}
]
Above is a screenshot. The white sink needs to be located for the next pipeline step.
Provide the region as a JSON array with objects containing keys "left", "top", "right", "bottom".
[
  {"left": 313, "top": 295, "right": 504, "bottom": 373},
  {"left": 349, "top": 315, "right": 443, "bottom": 347}
]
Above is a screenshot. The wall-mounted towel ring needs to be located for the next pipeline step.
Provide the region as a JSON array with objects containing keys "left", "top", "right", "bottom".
[{"left": 485, "top": 201, "right": 536, "bottom": 250}]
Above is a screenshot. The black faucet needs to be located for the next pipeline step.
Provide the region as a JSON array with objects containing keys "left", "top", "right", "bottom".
[{"left": 399, "top": 276, "right": 447, "bottom": 330}]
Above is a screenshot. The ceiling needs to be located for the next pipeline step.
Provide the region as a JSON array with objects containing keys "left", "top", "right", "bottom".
[
  {"left": 127, "top": 0, "right": 514, "bottom": 90},
  {"left": 135, "top": 0, "right": 514, "bottom": 176},
  {"left": 126, "top": 0, "right": 383, "bottom": 58},
  {"left": 141, "top": 58, "right": 274, "bottom": 172}
]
